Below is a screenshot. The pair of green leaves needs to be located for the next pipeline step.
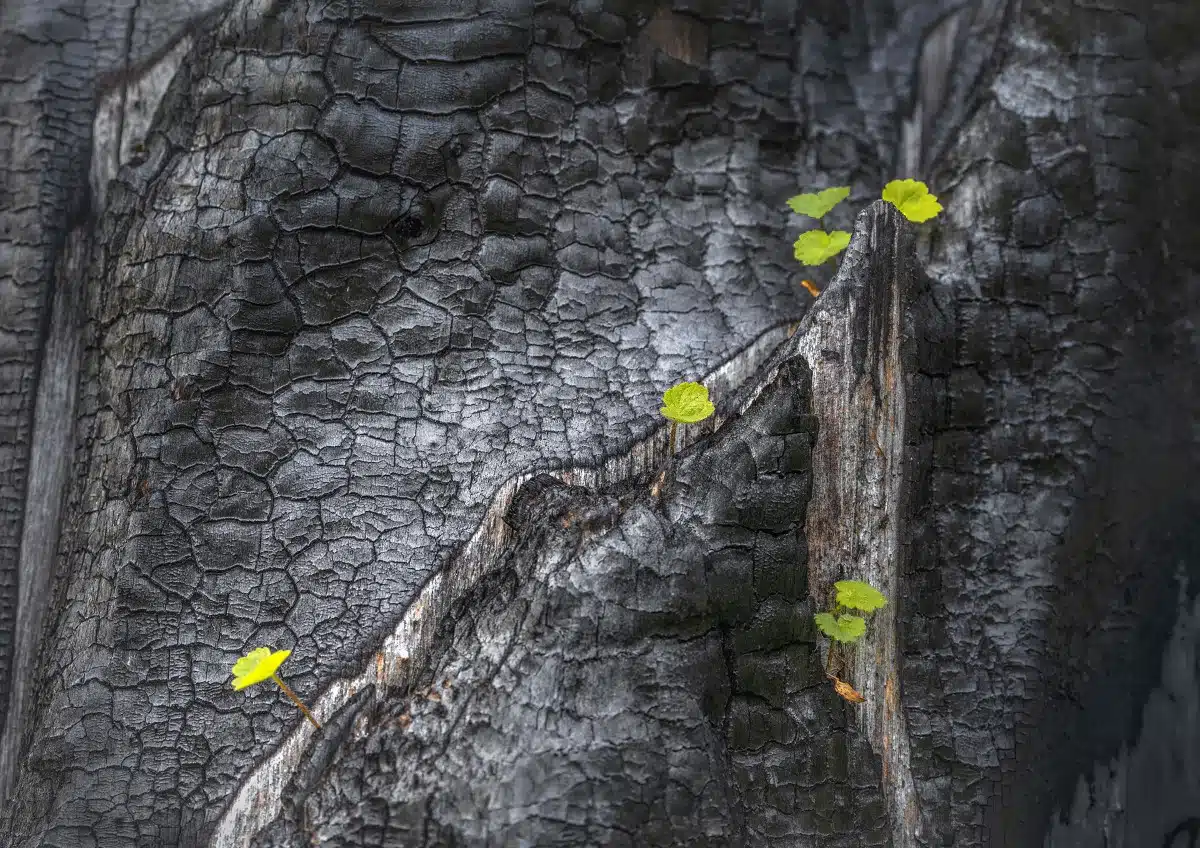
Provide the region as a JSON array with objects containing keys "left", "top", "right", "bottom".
[
  {"left": 788, "top": 186, "right": 852, "bottom": 266},
  {"left": 813, "top": 580, "right": 887, "bottom": 643},
  {"left": 788, "top": 180, "right": 943, "bottom": 267}
]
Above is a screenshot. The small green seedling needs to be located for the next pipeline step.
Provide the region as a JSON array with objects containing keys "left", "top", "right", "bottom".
[
  {"left": 881, "top": 179, "right": 943, "bottom": 222},
  {"left": 813, "top": 611, "right": 867, "bottom": 642},
  {"left": 785, "top": 179, "right": 944, "bottom": 281},
  {"left": 786, "top": 186, "right": 850, "bottom": 219},
  {"left": 231, "top": 646, "right": 322, "bottom": 729},
  {"left": 814, "top": 579, "right": 888, "bottom": 703},
  {"left": 660, "top": 381, "right": 714, "bottom": 454},
  {"left": 787, "top": 186, "right": 853, "bottom": 271},
  {"left": 793, "top": 230, "right": 852, "bottom": 266}
]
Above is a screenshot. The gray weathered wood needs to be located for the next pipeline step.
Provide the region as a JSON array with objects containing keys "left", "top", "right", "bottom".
[{"left": 0, "top": 0, "right": 1197, "bottom": 846}]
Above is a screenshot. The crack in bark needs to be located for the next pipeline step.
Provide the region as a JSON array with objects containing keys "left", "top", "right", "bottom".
[
  {"left": 209, "top": 322, "right": 790, "bottom": 848},
  {"left": 791, "top": 200, "right": 946, "bottom": 847}
]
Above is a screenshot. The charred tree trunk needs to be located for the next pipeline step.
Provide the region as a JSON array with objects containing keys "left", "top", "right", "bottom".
[{"left": 0, "top": 1, "right": 1197, "bottom": 846}]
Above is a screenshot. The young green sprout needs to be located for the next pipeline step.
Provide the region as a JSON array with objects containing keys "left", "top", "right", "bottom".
[
  {"left": 786, "top": 186, "right": 850, "bottom": 219},
  {"left": 881, "top": 178, "right": 943, "bottom": 222},
  {"left": 793, "top": 230, "right": 851, "bottom": 266},
  {"left": 785, "top": 179, "right": 944, "bottom": 280},
  {"left": 660, "top": 381, "right": 715, "bottom": 455},
  {"left": 231, "top": 647, "right": 322, "bottom": 729},
  {"left": 786, "top": 186, "right": 852, "bottom": 273},
  {"left": 813, "top": 579, "right": 888, "bottom": 703}
]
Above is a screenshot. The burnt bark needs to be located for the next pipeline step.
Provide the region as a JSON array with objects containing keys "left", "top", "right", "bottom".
[{"left": 0, "top": 0, "right": 1197, "bottom": 847}]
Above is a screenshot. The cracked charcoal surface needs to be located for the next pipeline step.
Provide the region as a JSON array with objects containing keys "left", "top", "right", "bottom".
[
  {"left": 906, "top": 0, "right": 1200, "bottom": 844},
  {"left": 1, "top": 0, "right": 1199, "bottom": 845},
  {"left": 1, "top": 0, "right": 892, "bottom": 845},
  {"left": 241, "top": 196, "right": 934, "bottom": 848},
  {"left": 249, "top": 331, "right": 893, "bottom": 848},
  {"left": 0, "top": 0, "right": 230, "bottom": 768},
  {"left": 224, "top": 197, "right": 928, "bottom": 848}
]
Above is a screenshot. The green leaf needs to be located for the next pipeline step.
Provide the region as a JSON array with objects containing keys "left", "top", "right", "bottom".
[
  {"left": 231, "top": 647, "right": 292, "bottom": 691},
  {"left": 660, "top": 381, "right": 715, "bottom": 424},
  {"left": 881, "top": 179, "right": 943, "bottom": 223},
  {"left": 793, "top": 230, "right": 851, "bottom": 266},
  {"left": 814, "top": 612, "right": 867, "bottom": 643},
  {"left": 835, "top": 580, "right": 887, "bottom": 612},
  {"left": 786, "top": 186, "right": 851, "bottom": 219}
]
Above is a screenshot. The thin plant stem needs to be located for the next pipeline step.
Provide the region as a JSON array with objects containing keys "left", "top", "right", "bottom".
[
  {"left": 669, "top": 421, "right": 678, "bottom": 455},
  {"left": 272, "top": 673, "right": 321, "bottom": 729},
  {"left": 823, "top": 591, "right": 840, "bottom": 677}
]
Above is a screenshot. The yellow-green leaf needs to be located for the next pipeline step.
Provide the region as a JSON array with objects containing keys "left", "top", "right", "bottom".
[
  {"left": 231, "top": 647, "right": 292, "bottom": 691},
  {"left": 835, "top": 580, "right": 887, "bottom": 612},
  {"left": 814, "top": 612, "right": 867, "bottom": 643},
  {"left": 881, "top": 179, "right": 943, "bottom": 222},
  {"left": 660, "top": 381, "right": 715, "bottom": 424},
  {"left": 786, "top": 186, "right": 851, "bottom": 219},
  {"left": 793, "top": 230, "right": 850, "bottom": 266}
]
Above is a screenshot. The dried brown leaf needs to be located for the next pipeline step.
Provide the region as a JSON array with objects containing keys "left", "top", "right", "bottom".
[{"left": 830, "top": 676, "right": 866, "bottom": 704}]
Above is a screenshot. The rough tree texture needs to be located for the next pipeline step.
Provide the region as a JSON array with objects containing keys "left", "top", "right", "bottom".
[
  {"left": 913, "top": 0, "right": 1200, "bottom": 843},
  {"left": 0, "top": 0, "right": 228, "bottom": 797},
  {"left": 239, "top": 197, "right": 937, "bottom": 848},
  {"left": 0, "top": 1, "right": 1197, "bottom": 848},
  {"left": 247, "top": 307, "right": 887, "bottom": 847}
]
